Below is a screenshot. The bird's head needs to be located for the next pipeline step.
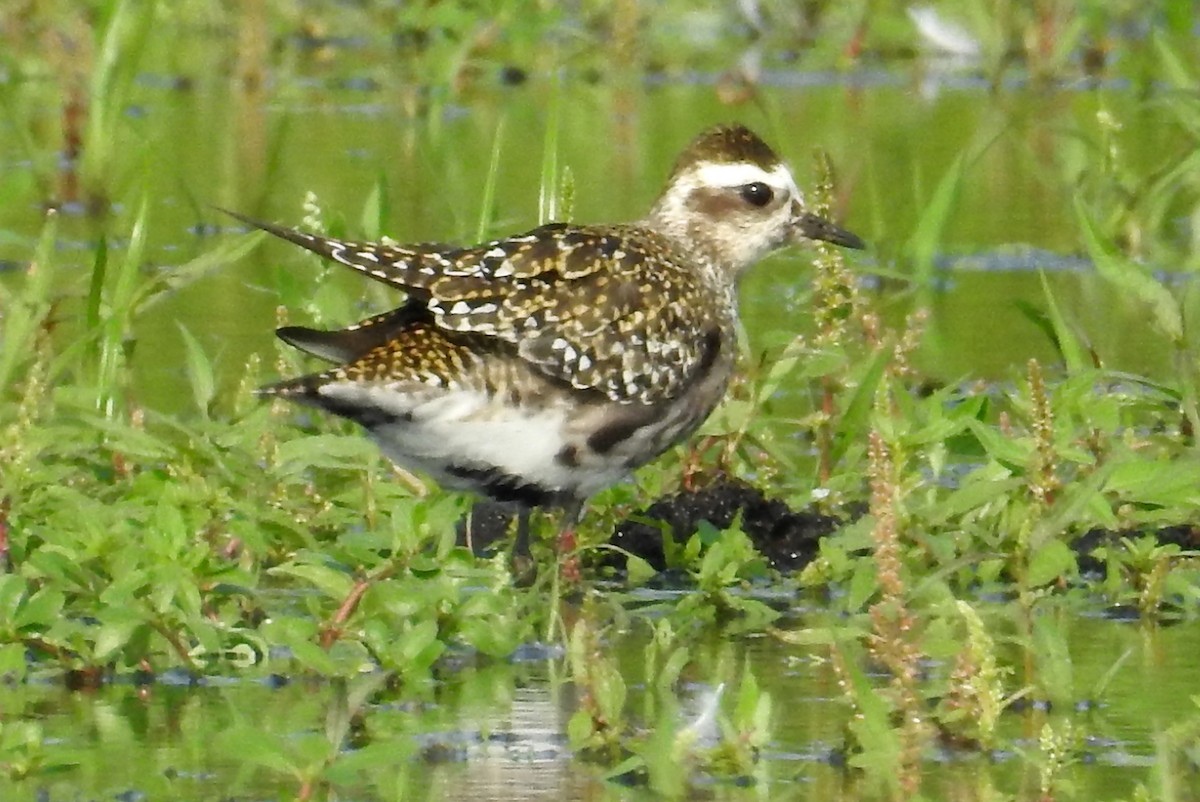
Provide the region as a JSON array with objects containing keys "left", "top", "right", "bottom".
[{"left": 646, "top": 124, "right": 864, "bottom": 275}]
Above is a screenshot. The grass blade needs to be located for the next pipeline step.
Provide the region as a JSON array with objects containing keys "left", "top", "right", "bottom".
[
  {"left": 476, "top": 116, "right": 506, "bottom": 242},
  {"left": 906, "top": 152, "right": 966, "bottom": 284},
  {"left": 538, "top": 82, "right": 562, "bottom": 225},
  {"left": 177, "top": 323, "right": 215, "bottom": 417},
  {"left": 1075, "top": 196, "right": 1182, "bottom": 344}
]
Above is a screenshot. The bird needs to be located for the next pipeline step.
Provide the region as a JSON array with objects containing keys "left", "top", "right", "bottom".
[{"left": 231, "top": 124, "right": 864, "bottom": 568}]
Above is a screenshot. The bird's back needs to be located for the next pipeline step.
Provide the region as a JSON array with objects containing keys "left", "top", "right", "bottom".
[{"left": 255, "top": 219, "right": 739, "bottom": 507}]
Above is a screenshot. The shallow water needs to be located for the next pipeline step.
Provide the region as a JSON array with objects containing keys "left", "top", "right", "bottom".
[
  {"left": 0, "top": 41, "right": 1191, "bottom": 410},
  {"left": 5, "top": 606, "right": 1197, "bottom": 800},
  {"left": 1, "top": 16, "right": 1198, "bottom": 802}
]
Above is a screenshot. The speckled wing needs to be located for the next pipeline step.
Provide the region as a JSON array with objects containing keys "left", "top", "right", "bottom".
[
  {"left": 224, "top": 209, "right": 461, "bottom": 298},
  {"left": 275, "top": 303, "right": 425, "bottom": 364},
  {"left": 261, "top": 321, "right": 485, "bottom": 416},
  {"left": 234, "top": 212, "right": 725, "bottom": 404},
  {"left": 420, "top": 224, "right": 729, "bottom": 405},
  {"left": 227, "top": 212, "right": 593, "bottom": 297}
]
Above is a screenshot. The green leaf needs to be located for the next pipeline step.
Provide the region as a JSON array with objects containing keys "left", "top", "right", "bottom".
[
  {"left": 1075, "top": 197, "right": 1182, "bottom": 343},
  {"left": 285, "top": 637, "right": 344, "bottom": 676},
  {"left": 269, "top": 559, "right": 356, "bottom": 600},
  {"left": 359, "top": 172, "right": 388, "bottom": 241},
  {"left": 1037, "top": 465, "right": 1116, "bottom": 540},
  {"left": 624, "top": 553, "right": 656, "bottom": 585},
  {"left": 759, "top": 340, "right": 844, "bottom": 402},
  {"left": 0, "top": 575, "right": 26, "bottom": 626},
  {"left": 139, "top": 227, "right": 268, "bottom": 310},
  {"left": 177, "top": 323, "right": 216, "bottom": 416},
  {"left": 933, "top": 471, "right": 1022, "bottom": 522},
  {"left": 94, "top": 614, "right": 145, "bottom": 663},
  {"left": 734, "top": 659, "right": 761, "bottom": 725},
  {"left": 1154, "top": 33, "right": 1196, "bottom": 90},
  {"left": 476, "top": 116, "right": 506, "bottom": 241},
  {"left": 1104, "top": 458, "right": 1200, "bottom": 506},
  {"left": 1032, "top": 612, "right": 1074, "bottom": 706},
  {"left": 566, "top": 708, "right": 595, "bottom": 748},
  {"left": 790, "top": 347, "right": 850, "bottom": 381},
  {"left": 966, "top": 419, "right": 1030, "bottom": 466},
  {"left": 602, "top": 754, "right": 647, "bottom": 783},
  {"left": 79, "top": 416, "right": 174, "bottom": 460},
  {"left": 842, "top": 652, "right": 901, "bottom": 785},
  {"left": 0, "top": 643, "right": 28, "bottom": 680},
  {"left": 1028, "top": 270, "right": 1089, "bottom": 372},
  {"left": 15, "top": 587, "right": 65, "bottom": 630},
  {"left": 86, "top": 235, "right": 108, "bottom": 335},
  {"left": 1026, "top": 539, "right": 1077, "bottom": 587},
  {"left": 656, "top": 645, "right": 690, "bottom": 691},
  {"left": 831, "top": 346, "right": 891, "bottom": 466},
  {"left": 906, "top": 152, "right": 967, "bottom": 283},
  {"left": 275, "top": 435, "right": 382, "bottom": 475},
  {"left": 325, "top": 738, "right": 418, "bottom": 782},
  {"left": 26, "top": 548, "right": 92, "bottom": 591},
  {"left": 593, "top": 663, "right": 626, "bottom": 722},
  {"left": 399, "top": 619, "right": 442, "bottom": 664},
  {"left": 847, "top": 559, "right": 878, "bottom": 610},
  {"left": 219, "top": 725, "right": 299, "bottom": 775}
]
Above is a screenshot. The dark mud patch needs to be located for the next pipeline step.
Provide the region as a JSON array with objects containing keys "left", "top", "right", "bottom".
[
  {"left": 607, "top": 479, "right": 840, "bottom": 572},
  {"left": 462, "top": 482, "right": 1199, "bottom": 588},
  {"left": 460, "top": 478, "right": 841, "bottom": 574},
  {"left": 1074, "top": 524, "right": 1200, "bottom": 576}
]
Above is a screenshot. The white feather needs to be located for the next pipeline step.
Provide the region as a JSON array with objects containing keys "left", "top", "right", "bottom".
[{"left": 317, "top": 384, "right": 629, "bottom": 495}]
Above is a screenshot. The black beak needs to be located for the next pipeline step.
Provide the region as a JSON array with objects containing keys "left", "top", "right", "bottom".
[{"left": 796, "top": 211, "right": 866, "bottom": 250}]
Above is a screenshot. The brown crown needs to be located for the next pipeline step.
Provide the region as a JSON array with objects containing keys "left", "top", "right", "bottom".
[{"left": 665, "top": 124, "right": 782, "bottom": 179}]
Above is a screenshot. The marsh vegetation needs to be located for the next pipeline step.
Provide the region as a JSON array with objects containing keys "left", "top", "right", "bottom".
[{"left": 1, "top": 1, "right": 1199, "bottom": 800}]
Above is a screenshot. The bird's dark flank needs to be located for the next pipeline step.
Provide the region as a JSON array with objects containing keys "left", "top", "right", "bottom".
[{"left": 236, "top": 124, "right": 864, "bottom": 564}]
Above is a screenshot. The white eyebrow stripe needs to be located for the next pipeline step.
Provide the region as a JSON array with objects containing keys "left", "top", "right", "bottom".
[
  {"left": 780, "top": 168, "right": 803, "bottom": 204},
  {"left": 687, "top": 161, "right": 794, "bottom": 189}
]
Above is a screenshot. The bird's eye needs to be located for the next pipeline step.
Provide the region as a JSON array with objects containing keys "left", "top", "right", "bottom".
[{"left": 739, "top": 182, "right": 774, "bottom": 207}]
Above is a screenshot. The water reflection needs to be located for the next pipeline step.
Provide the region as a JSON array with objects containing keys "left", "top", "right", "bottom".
[{"left": 430, "top": 685, "right": 584, "bottom": 801}]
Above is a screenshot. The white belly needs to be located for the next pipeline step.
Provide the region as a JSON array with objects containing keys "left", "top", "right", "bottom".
[{"left": 318, "top": 382, "right": 629, "bottom": 500}]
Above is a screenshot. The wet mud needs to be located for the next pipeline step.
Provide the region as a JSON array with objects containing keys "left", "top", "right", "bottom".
[
  {"left": 463, "top": 481, "right": 1199, "bottom": 584},
  {"left": 462, "top": 478, "right": 841, "bottom": 573}
]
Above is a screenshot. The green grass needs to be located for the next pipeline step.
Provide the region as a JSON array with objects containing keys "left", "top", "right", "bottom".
[
  {"left": 10, "top": 151, "right": 1200, "bottom": 791},
  {"left": 1, "top": 1, "right": 1200, "bottom": 798}
]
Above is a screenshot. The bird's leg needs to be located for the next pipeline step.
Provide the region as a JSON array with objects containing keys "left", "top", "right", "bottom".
[
  {"left": 513, "top": 508, "right": 532, "bottom": 560},
  {"left": 464, "top": 507, "right": 474, "bottom": 554},
  {"left": 509, "top": 508, "right": 537, "bottom": 583},
  {"left": 557, "top": 501, "right": 584, "bottom": 583}
]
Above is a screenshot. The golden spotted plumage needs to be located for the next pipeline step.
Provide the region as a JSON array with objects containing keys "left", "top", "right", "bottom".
[
  {"left": 233, "top": 124, "right": 864, "bottom": 540},
  {"left": 239, "top": 220, "right": 733, "bottom": 405}
]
